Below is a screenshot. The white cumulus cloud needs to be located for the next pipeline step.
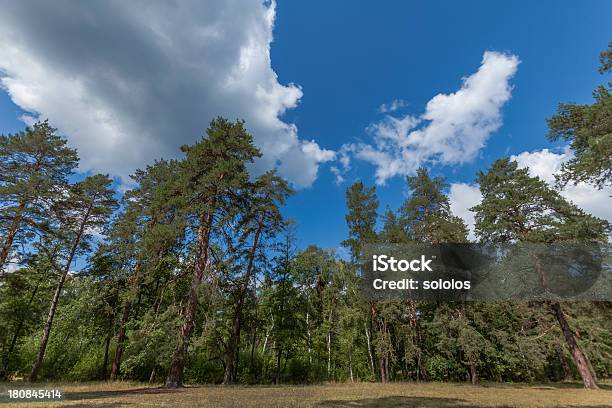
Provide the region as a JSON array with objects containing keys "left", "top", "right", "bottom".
[
  {"left": 0, "top": 0, "right": 332, "bottom": 188},
  {"left": 342, "top": 51, "right": 519, "bottom": 185}
]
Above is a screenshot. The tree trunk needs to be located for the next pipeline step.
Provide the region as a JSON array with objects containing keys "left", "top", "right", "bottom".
[
  {"left": 469, "top": 362, "right": 479, "bottom": 385},
  {"left": 149, "top": 366, "right": 157, "bottom": 384},
  {"left": 249, "top": 268, "right": 258, "bottom": 376},
  {"left": 165, "top": 205, "right": 215, "bottom": 388},
  {"left": 0, "top": 200, "right": 26, "bottom": 276},
  {"left": 30, "top": 203, "right": 91, "bottom": 382},
  {"left": 275, "top": 256, "right": 288, "bottom": 385},
  {"left": 555, "top": 341, "right": 573, "bottom": 382},
  {"left": 275, "top": 345, "right": 283, "bottom": 384},
  {"left": 327, "top": 330, "right": 332, "bottom": 379},
  {"left": 364, "top": 320, "right": 375, "bottom": 378},
  {"left": 0, "top": 279, "right": 40, "bottom": 380},
  {"left": 102, "top": 328, "right": 112, "bottom": 381},
  {"left": 407, "top": 300, "right": 422, "bottom": 381},
  {"left": 380, "top": 356, "right": 388, "bottom": 383},
  {"left": 110, "top": 299, "right": 132, "bottom": 380},
  {"left": 306, "top": 311, "right": 312, "bottom": 364},
  {"left": 550, "top": 301, "right": 598, "bottom": 389},
  {"left": 223, "top": 226, "right": 262, "bottom": 384},
  {"left": 348, "top": 347, "right": 354, "bottom": 382},
  {"left": 249, "top": 328, "right": 257, "bottom": 376},
  {"left": 110, "top": 259, "right": 146, "bottom": 381},
  {"left": 262, "top": 320, "right": 273, "bottom": 354}
]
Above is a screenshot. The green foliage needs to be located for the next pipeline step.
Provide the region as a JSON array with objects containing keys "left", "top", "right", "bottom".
[
  {"left": 342, "top": 181, "right": 379, "bottom": 260},
  {"left": 400, "top": 167, "right": 468, "bottom": 243},
  {"left": 0, "top": 120, "right": 78, "bottom": 274},
  {"left": 0, "top": 115, "right": 609, "bottom": 387},
  {"left": 547, "top": 44, "right": 612, "bottom": 189},
  {"left": 473, "top": 158, "right": 609, "bottom": 243}
]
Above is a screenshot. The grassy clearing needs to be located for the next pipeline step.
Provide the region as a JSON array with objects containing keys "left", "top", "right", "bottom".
[{"left": 0, "top": 381, "right": 611, "bottom": 407}]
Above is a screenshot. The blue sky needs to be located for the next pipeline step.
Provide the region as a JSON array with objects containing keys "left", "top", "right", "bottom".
[
  {"left": 0, "top": 1, "right": 610, "bottom": 253},
  {"left": 273, "top": 0, "right": 611, "bottom": 248}
]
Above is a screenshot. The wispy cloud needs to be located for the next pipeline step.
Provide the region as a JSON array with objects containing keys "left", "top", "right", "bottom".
[{"left": 378, "top": 99, "right": 407, "bottom": 113}]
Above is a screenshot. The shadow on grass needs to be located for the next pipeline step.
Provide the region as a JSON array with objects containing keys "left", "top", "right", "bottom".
[
  {"left": 57, "top": 386, "right": 180, "bottom": 402},
  {"left": 58, "top": 404, "right": 127, "bottom": 408},
  {"left": 316, "top": 396, "right": 612, "bottom": 408},
  {"left": 499, "top": 382, "right": 612, "bottom": 392},
  {"left": 316, "top": 396, "right": 514, "bottom": 408}
]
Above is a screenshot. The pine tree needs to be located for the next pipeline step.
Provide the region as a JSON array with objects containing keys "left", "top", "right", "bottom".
[
  {"left": 0, "top": 121, "right": 78, "bottom": 276},
  {"left": 30, "top": 174, "right": 117, "bottom": 381},
  {"left": 472, "top": 158, "right": 609, "bottom": 389},
  {"left": 268, "top": 224, "right": 302, "bottom": 384},
  {"left": 342, "top": 181, "right": 379, "bottom": 261},
  {"left": 341, "top": 181, "right": 380, "bottom": 379},
  {"left": 165, "top": 117, "right": 260, "bottom": 388},
  {"left": 398, "top": 168, "right": 469, "bottom": 381},
  {"left": 109, "top": 159, "right": 183, "bottom": 380},
  {"left": 400, "top": 167, "right": 468, "bottom": 244},
  {"left": 223, "top": 171, "right": 293, "bottom": 384}
]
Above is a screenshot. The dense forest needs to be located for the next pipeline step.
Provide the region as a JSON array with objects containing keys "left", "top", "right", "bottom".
[{"left": 0, "top": 45, "right": 610, "bottom": 390}]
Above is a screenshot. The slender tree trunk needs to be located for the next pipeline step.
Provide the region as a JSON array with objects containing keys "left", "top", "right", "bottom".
[
  {"left": 306, "top": 311, "right": 312, "bottom": 364},
  {"left": 385, "top": 354, "right": 390, "bottom": 382},
  {"left": 327, "top": 330, "right": 332, "bottom": 379},
  {"left": 223, "top": 226, "right": 262, "bottom": 384},
  {"left": 149, "top": 366, "right": 157, "bottom": 384},
  {"left": 249, "top": 328, "right": 257, "bottom": 376},
  {"left": 249, "top": 269, "right": 258, "bottom": 376},
  {"left": 555, "top": 341, "right": 573, "bottom": 382},
  {"left": 550, "top": 301, "right": 598, "bottom": 389},
  {"left": 348, "top": 347, "right": 354, "bottom": 382},
  {"left": 0, "top": 200, "right": 26, "bottom": 276},
  {"left": 110, "top": 299, "right": 132, "bottom": 380},
  {"left": 275, "top": 259, "right": 288, "bottom": 385},
  {"left": 275, "top": 346, "right": 282, "bottom": 384},
  {"left": 379, "top": 356, "right": 387, "bottom": 383},
  {"left": 0, "top": 280, "right": 40, "bottom": 380},
  {"left": 372, "top": 303, "right": 389, "bottom": 383},
  {"left": 383, "top": 319, "right": 390, "bottom": 383},
  {"left": 326, "top": 301, "right": 335, "bottom": 381},
  {"left": 364, "top": 320, "right": 375, "bottom": 378},
  {"left": 469, "top": 362, "right": 479, "bottom": 385},
  {"left": 262, "top": 320, "right": 273, "bottom": 354},
  {"left": 165, "top": 205, "right": 215, "bottom": 388},
  {"left": 30, "top": 204, "right": 91, "bottom": 382},
  {"left": 378, "top": 325, "right": 389, "bottom": 383},
  {"left": 102, "top": 329, "right": 112, "bottom": 381},
  {"left": 110, "top": 260, "right": 145, "bottom": 381},
  {"left": 407, "top": 300, "right": 422, "bottom": 381}
]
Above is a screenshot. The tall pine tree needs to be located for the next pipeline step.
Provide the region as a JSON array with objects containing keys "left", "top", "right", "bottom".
[
  {"left": 30, "top": 174, "right": 117, "bottom": 381},
  {"left": 472, "top": 158, "right": 609, "bottom": 389}
]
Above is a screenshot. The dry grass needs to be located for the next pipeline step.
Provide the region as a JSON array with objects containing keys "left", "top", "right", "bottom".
[{"left": 1, "top": 381, "right": 611, "bottom": 407}]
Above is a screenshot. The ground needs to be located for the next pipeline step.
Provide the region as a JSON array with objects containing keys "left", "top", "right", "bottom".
[{"left": 1, "top": 381, "right": 611, "bottom": 407}]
